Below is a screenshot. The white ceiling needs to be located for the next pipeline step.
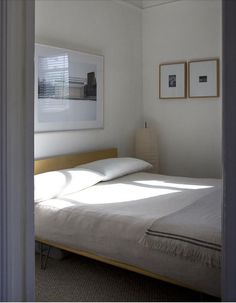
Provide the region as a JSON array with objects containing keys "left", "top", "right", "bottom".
[{"left": 123, "top": 0, "right": 180, "bottom": 9}]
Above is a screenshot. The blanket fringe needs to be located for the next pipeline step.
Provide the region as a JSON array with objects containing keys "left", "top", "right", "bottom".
[{"left": 139, "top": 235, "right": 221, "bottom": 269}]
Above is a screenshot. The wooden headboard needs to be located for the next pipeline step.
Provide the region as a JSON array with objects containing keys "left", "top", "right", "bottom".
[{"left": 34, "top": 148, "right": 118, "bottom": 175}]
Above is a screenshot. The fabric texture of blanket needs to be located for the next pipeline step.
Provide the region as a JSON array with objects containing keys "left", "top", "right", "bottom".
[{"left": 139, "top": 188, "right": 222, "bottom": 268}]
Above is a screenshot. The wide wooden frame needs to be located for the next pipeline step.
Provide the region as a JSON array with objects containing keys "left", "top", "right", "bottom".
[
  {"left": 35, "top": 148, "right": 117, "bottom": 174},
  {"left": 159, "top": 61, "right": 187, "bottom": 99},
  {"left": 188, "top": 58, "right": 220, "bottom": 98},
  {"left": 34, "top": 148, "right": 214, "bottom": 296}
]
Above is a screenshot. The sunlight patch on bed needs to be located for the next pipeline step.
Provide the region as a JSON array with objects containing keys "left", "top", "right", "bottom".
[
  {"left": 68, "top": 183, "right": 181, "bottom": 204},
  {"left": 133, "top": 180, "right": 214, "bottom": 190}
]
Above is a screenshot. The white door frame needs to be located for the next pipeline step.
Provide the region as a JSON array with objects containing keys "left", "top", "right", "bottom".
[{"left": 0, "top": 0, "right": 35, "bottom": 301}]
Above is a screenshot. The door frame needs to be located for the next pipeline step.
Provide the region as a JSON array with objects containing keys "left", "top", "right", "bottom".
[
  {"left": 222, "top": 0, "right": 236, "bottom": 300},
  {"left": 0, "top": 0, "right": 35, "bottom": 301}
]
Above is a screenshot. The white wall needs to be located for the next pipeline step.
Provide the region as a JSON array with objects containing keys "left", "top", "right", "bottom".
[
  {"left": 35, "top": 0, "right": 222, "bottom": 178},
  {"left": 142, "top": 0, "right": 222, "bottom": 178},
  {"left": 35, "top": 0, "right": 142, "bottom": 158}
]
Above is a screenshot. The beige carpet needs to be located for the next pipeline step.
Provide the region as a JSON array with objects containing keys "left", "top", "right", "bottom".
[{"left": 35, "top": 253, "right": 219, "bottom": 302}]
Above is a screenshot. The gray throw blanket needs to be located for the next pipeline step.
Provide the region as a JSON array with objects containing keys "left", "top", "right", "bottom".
[{"left": 139, "top": 189, "right": 222, "bottom": 268}]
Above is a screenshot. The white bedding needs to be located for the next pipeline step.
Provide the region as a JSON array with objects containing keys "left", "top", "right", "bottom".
[
  {"left": 140, "top": 189, "right": 221, "bottom": 268},
  {"left": 35, "top": 172, "right": 222, "bottom": 297}
]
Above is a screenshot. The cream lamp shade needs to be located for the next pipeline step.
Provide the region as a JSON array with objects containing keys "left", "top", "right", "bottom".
[{"left": 135, "top": 125, "right": 159, "bottom": 173}]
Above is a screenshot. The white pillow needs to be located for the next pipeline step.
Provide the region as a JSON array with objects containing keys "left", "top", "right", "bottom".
[
  {"left": 78, "top": 157, "right": 152, "bottom": 181},
  {"left": 34, "top": 168, "right": 104, "bottom": 202}
]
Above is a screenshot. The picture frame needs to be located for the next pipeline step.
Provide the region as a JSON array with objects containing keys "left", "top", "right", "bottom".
[
  {"left": 159, "top": 61, "right": 187, "bottom": 99},
  {"left": 35, "top": 44, "right": 104, "bottom": 132},
  {"left": 188, "top": 58, "right": 219, "bottom": 98}
]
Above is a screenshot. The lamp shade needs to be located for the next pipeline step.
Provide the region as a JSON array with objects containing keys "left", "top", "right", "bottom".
[{"left": 135, "top": 127, "right": 159, "bottom": 173}]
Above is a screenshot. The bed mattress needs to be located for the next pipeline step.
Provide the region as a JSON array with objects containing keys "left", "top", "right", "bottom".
[{"left": 35, "top": 172, "right": 222, "bottom": 297}]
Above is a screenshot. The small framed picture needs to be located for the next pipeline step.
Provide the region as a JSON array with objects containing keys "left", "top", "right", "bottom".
[
  {"left": 188, "top": 58, "right": 219, "bottom": 98},
  {"left": 159, "top": 62, "right": 187, "bottom": 99}
]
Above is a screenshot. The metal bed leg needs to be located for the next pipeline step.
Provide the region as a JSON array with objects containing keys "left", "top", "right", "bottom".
[{"left": 39, "top": 242, "right": 51, "bottom": 270}]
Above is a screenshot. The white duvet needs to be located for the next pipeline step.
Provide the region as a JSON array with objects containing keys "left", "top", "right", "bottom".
[{"left": 35, "top": 172, "right": 222, "bottom": 297}]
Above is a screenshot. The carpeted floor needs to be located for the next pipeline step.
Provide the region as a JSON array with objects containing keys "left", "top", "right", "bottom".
[{"left": 35, "top": 253, "right": 220, "bottom": 302}]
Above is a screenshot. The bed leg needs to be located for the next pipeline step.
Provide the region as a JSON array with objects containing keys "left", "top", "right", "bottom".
[{"left": 39, "top": 242, "right": 51, "bottom": 270}]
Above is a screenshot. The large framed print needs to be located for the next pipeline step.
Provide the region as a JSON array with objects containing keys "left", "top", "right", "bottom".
[
  {"left": 159, "top": 62, "right": 187, "bottom": 99},
  {"left": 35, "top": 44, "right": 104, "bottom": 132},
  {"left": 188, "top": 58, "right": 219, "bottom": 98}
]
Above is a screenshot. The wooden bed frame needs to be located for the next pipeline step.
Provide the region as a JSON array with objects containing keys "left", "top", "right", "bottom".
[
  {"left": 35, "top": 148, "right": 118, "bottom": 175},
  {"left": 34, "top": 148, "right": 207, "bottom": 294}
]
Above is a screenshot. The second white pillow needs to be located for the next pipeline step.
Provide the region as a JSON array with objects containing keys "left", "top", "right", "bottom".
[{"left": 78, "top": 157, "right": 152, "bottom": 181}]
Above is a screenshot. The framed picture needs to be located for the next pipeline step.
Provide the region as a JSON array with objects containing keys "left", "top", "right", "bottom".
[
  {"left": 35, "top": 44, "right": 104, "bottom": 132},
  {"left": 159, "top": 62, "right": 187, "bottom": 99},
  {"left": 188, "top": 58, "right": 219, "bottom": 98}
]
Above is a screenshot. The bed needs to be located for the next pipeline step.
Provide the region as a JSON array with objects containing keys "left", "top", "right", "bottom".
[{"left": 34, "top": 148, "right": 222, "bottom": 297}]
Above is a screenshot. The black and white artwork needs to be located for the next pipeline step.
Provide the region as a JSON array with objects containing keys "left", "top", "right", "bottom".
[
  {"left": 168, "top": 75, "right": 176, "bottom": 87},
  {"left": 35, "top": 44, "right": 103, "bottom": 132},
  {"left": 188, "top": 59, "right": 219, "bottom": 98},
  {"left": 199, "top": 75, "right": 208, "bottom": 83},
  {"left": 159, "top": 62, "right": 186, "bottom": 99}
]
